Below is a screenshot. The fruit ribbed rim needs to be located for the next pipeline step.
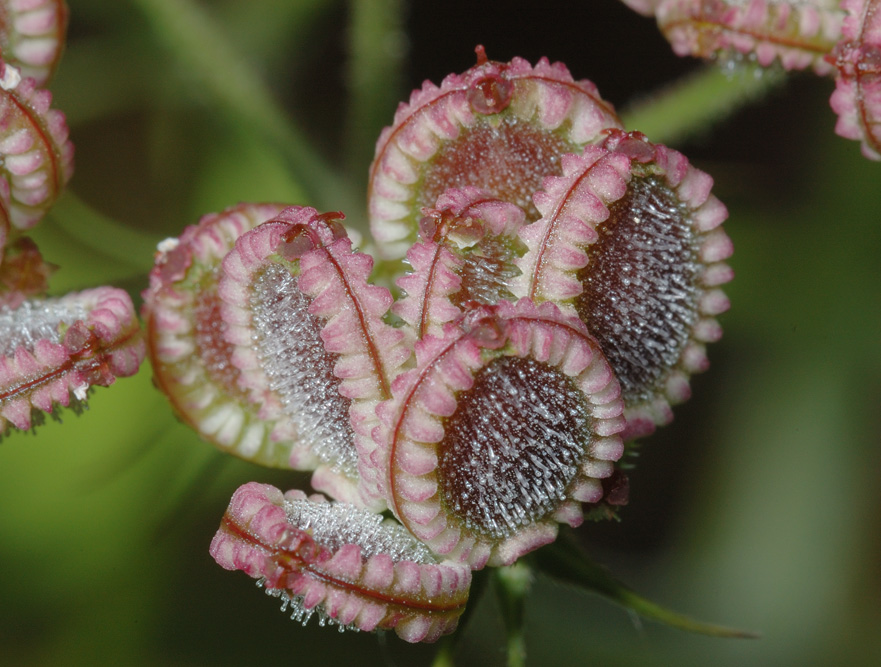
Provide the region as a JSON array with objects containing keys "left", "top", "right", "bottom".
[
  {"left": 828, "top": 0, "right": 881, "bottom": 160},
  {"left": 656, "top": 0, "right": 844, "bottom": 74},
  {"left": 141, "top": 202, "right": 292, "bottom": 467},
  {"left": 210, "top": 482, "right": 471, "bottom": 643},
  {"left": 1, "top": 285, "right": 143, "bottom": 434},
  {"left": 0, "top": 59, "right": 74, "bottom": 231},
  {"left": 372, "top": 298, "right": 625, "bottom": 569},
  {"left": 393, "top": 186, "right": 527, "bottom": 341},
  {"left": 218, "top": 206, "right": 409, "bottom": 508},
  {"left": 368, "top": 53, "right": 622, "bottom": 259},
  {"left": 0, "top": 0, "right": 69, "bottom": 85},
  {"left": 514, "top": 130, "right": 732, "bottom": 440}
]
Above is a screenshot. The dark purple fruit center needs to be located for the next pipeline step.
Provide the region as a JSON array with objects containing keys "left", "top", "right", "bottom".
[
  {"left": 194, "top": 285, "right": 250, "bottom": 403},
  {"left": 575, "top": 176, "right": 698, "bottom": 403},
  {"left": 418, "top": 117, "right": 575, "bottom": 223},
  {"left": 438, "top": 356, "right": 588, "bottom": 539}
]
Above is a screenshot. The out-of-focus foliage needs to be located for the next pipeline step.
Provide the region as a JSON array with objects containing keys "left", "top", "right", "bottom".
[{"left": 0, "top": 0, "right": 878, "bottom": 664}]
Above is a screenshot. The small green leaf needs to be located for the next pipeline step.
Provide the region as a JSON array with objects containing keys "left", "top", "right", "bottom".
[{"left": 532, "top": 532, "right": 758, "bottom": 639}]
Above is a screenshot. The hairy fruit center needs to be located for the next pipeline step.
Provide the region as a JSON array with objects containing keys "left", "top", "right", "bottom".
[{"left": 438, "top": 356, "right": 588, "bottom": 539}]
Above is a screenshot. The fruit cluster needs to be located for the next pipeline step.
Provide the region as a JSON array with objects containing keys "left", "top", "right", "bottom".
[{"left": 142, "top": 50, "right": 732, "bottom": 642}]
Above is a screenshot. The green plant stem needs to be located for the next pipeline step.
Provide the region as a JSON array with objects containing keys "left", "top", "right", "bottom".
[
  {"left": 429, "top": 639, "right": 456, "bottom": 667},
  {"left": 51, "top": 33, "right": 159, "bottom": 126},
  {"left": 345, "top": 0, "right": 407, "bottom": 182},
  {"left": 621, "top": 62, "right": 786, "bottom": 147},
  {"left": 131, "top": 0, "right": 359, "bottom": 216},
  {"left": 494, "top": 563, "right": 533, "bottom": 667},
  {"left": 47, "top": 193, "right": 161, "bottom": 272},
  {"left": 215, "top": 0, "right": 330, "bottom": 67}
]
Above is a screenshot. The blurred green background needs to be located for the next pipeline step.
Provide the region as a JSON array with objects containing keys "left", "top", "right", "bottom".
[{"left": 1, "top": 0, "right": 879, "bottom": 664}]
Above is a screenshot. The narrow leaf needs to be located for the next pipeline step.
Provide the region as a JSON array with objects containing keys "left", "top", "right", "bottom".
[{"left": 532, "top": 533, "right": 758, "bottom": 639}]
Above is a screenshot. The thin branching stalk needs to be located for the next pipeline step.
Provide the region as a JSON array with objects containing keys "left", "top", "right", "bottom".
[
  {"left": 622, "top": 62, "right": 786, "bottom": 146},
  {"left": 345, "top": 0, "right": 408, "bottom": 182},
  {"left": 132, "top": 0, "right": 359, "bottom": 215}
]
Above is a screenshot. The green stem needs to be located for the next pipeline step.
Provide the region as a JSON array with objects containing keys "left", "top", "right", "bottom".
[
  {"left": 47, "top": 193, "right": 162, "bottom": 272},
  {"left": 215, "top": 0, "right": 331, "bottom": 67},
  {"left": 131, "top": 0, "right": 359, "bottom": 215},
  {"left": 51, "top": 33, "right": 159, "bottom": 127},
  {"left": 621, "top": 62, "right": 787, "bottom": 146},
  {"left": 429, "top": 639, "right": 456, "bottom": 667},
  {"left": 494, "top": 563, "right": 533, "bottom": 667},
  {"left": 345, "top": 0, "right": 407, "bottom": 183}
]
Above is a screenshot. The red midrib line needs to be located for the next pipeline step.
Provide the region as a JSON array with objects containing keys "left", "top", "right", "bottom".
[
  {"left": 387, "top": 335, "right": 459, "bottom": 527},
  {"left": 855, "top": 2, "right": 881, "bottom": 154},
  {"left": 222, "top": 515, "right": 466, "bottom": 613},
  {"left": 527, "top": 159, "right": 598, "bottom": 301},
  {"left": 7, "top": 91, "right": 63, "bottom": 195},
  {"left": 367, "top": 74, "right": 619, "bottom": 205},
  {"left": 418, "top": 244, "right": 445, "bottom": 339},
  {"left": 0, "top": 327, "right": 139, "bottom": 403},
  {"left": 322, "top": 246, "right": 391, "bottom": 400},
  {"left": 663, "top": 16, "right": 835, "bottom": 55},
  {"left": 388, "top": 315, "right": 593, "bottom": 530},
  {"left": 367, "top": 88, "right": 461, "bottom": 198}
]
